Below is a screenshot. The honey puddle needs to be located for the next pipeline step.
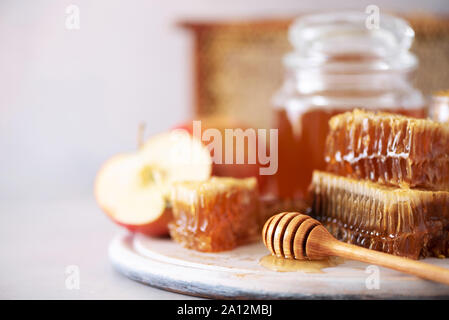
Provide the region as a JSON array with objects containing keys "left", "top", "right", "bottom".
[{"left": 259, "top": 255, "right": 344, "bottom": 273}]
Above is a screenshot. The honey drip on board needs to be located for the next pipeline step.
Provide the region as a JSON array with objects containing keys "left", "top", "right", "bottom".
[{"left": 259, "top": 255, "right": 344, "bottom": 273}]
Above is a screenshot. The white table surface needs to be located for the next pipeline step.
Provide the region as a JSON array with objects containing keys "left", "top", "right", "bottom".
[{"left": 0, "top": 195, "right": 200, "bottom": 300}]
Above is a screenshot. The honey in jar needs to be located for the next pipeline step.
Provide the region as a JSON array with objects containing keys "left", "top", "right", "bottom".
[{"left": 270, "top": 12, "right": 426, "bottom": 200}]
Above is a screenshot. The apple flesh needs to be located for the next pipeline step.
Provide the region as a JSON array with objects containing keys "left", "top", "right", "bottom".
[
  {"left": 95, "top": 154, "right": 172, "bottom": 236},
  {"left": 139, "top": 130, "right": 212, "bottom": 185},
  {"left": 95, "top": 131, "right": 212, "bottom": 236}
]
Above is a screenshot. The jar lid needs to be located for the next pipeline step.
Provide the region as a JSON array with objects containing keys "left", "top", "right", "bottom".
[{"left": 286, "top": 11, "right": 417, "bottom": 72}]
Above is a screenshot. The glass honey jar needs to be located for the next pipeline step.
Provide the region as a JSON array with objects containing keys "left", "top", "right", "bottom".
[
  {"left": 271, "top": 12, "right": 426, "bottom": 200},
  {"left": 430, "top": 90, "right": 449, "bottom": 123}
]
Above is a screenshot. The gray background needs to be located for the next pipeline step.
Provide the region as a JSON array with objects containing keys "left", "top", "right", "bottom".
[{"left": 1, "top": 0, "right": 448, "bottom": 299}]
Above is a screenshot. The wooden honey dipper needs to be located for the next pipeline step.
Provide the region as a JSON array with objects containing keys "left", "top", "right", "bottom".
[{"left": 262, "top": 212, "right": 449, "bottom": 286}]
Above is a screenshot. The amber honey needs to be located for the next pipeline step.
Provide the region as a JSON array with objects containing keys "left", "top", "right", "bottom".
[
  {"left": 169, "top": 177, "right": 260, "bottom": 252},
  {"left": 259, "top": 255, "right": 344, "bottom": 273},
  {"left": 271, "top": 13, "right": 426, "bottom": 200},
  {"left": 325, "top": 109, "right": 449, "bottom": 190},
  {"left": 271, "top": 107, "right": 426, "bottom": 200},
  {"left": 310, "top": 170, "right": 449, "bottom": 259}
]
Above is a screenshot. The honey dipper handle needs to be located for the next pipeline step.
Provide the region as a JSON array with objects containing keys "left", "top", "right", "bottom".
[
  {"left": 324, "top": 239, "right": 449, "bottom": 286},
  {"left": 306, "top": 226, "right": 449, "bottom": 286}
]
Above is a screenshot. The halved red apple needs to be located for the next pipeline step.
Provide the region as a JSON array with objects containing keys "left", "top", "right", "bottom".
[
  {"left": 95, "top": 131, "right": 212, "bottom": 236},
  {"left": 139, "top": 130, "right": 212, "bottom": 186}
]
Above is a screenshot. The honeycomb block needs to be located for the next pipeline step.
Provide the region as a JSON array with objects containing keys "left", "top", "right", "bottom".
[
  {"left": 309, "top": 171, "right": 449, "bottom": 259},
  {"left": 169, "top": 177, "right": 260, "bottom": 252},
  {"left": 325, "top": 109, "right": 449, "bottom": 190}
]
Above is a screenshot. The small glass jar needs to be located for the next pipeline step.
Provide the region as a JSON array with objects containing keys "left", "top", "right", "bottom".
[
  {"left": 430, "top": 90, "right": 449, "bottom": 123},
  {"left": 271, "top": 11, "right": 426, "bottom": 200}
]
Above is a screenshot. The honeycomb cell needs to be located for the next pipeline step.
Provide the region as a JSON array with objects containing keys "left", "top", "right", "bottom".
[
  {"left": 169, "top": 177, "right": 260, "bottom": 252},
  {"left": 309, "top": 171, "right": 449, "bottom": 259},
  {"left": 325, "top": 109, "right": 449, "bottom": 190}
]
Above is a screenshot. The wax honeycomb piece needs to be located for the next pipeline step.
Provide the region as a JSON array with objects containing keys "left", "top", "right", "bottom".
[
  {"left": 169, "top": 177, "right": 260, "bottom": 252},
  {"left": 309, "top": 171, "right": 449, "bottom": 259},
  {"left": 324, "top": 109, "right": 449, "bottom": 190}
]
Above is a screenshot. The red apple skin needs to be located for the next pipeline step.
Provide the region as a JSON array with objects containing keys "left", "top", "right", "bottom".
[
  {"left": 94, "top": 154, "right": 173, "bottom": 237},
  {"left": 100, "top": 205, "right": 173, "bottom": 237},
  {"left": 117, "top": 208, "right": 173, "bottom": 237},
  {"left": 173, "top": 117, "right": 268, "bottom": 192}
]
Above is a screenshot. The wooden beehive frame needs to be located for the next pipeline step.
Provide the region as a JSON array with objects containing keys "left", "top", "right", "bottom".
[{"left": 180, "top": 14, "right": 449, "bottom": 128}]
